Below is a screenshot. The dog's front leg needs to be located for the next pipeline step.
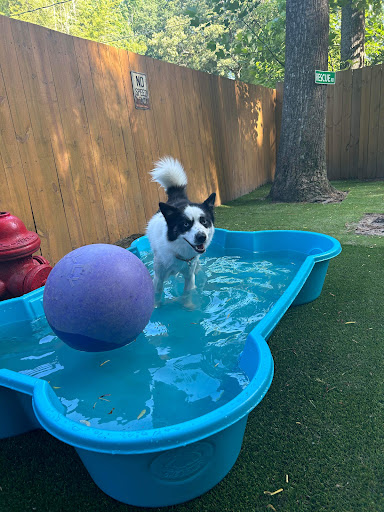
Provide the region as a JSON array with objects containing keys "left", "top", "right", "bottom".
[
  {"left": 153, "top": 265, "right": 167, "bottom": 306},
  {"left": 183, "top": 272, "right": 196, "bottom": 293},
  {"left": 182, "top": 264, "right": 197, "bottom": 309}
]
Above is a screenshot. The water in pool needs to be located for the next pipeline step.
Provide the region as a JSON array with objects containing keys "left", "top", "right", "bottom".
[{"left": 0, "top": 246, "right": 305, "bottom": 431}]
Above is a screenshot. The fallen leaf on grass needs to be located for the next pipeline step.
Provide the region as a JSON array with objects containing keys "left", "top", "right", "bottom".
[
  {"left": 267, "top": 505, "right": 277, "bottom": 511},
  {"left": 264, "top": 488, "right": 283, "bottom": 496},
  {"left": 345, "top": 321, "right": 356, "bottom": 324}
]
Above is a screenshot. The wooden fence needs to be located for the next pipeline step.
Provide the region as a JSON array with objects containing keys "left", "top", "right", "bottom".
[
  {"left": 276, "top": 64, "right": 384, "bottom": 181},
  {"left": 2, "top": 13, "right": 383, "bottom": 266},
  {"left": 0, "top": 15, "right": 276, "bottom": 264},
  {"left": 326, "top": 66, "right": 384, "bottom": 180}
]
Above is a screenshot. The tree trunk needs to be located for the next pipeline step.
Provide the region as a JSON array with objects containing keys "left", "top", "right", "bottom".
[
  {"left": 269, "top": 0, "right": 345, "bottom": 203},
  {"left": 341, "top": 1, "right": 365, "bottom": 69}
]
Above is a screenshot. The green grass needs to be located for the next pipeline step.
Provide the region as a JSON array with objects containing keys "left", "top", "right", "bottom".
[
  {"left": 1, "top": 180, "right": 383, "bottom": 512},
  {"left": 216, "top": 180, "right": 384, "bottom": 248}
]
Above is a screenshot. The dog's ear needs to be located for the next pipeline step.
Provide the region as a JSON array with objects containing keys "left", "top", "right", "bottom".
[
  {"left": 203, "top": 193, "right": 216, "bottom": 210},
  {"left": 159, "top": 202, "right": 180, "bottom": 222}
]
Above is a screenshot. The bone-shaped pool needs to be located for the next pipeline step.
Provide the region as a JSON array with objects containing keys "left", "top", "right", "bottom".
[{"left": 0, "top": 229, "right": 341, "bottom": 507}]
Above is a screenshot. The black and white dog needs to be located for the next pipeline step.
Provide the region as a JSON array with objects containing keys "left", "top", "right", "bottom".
[{"left": 146, "top": 157, "right": 216, "bottom": 304}]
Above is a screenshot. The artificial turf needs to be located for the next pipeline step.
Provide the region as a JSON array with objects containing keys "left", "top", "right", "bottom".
[{"left": 0, "top": 180, "right": 383, "bottom": 512}]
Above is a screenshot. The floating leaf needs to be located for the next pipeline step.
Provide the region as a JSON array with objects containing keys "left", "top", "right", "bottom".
[
  {"left": 137, "top": 409, "right": 146, "bottom": 420},
  {"left": 80, "top": 420, "right": 91, "bottom": 427},
  {"left": 108, "top": 408, "right": 115, "bottom": 415},
  {"left": 99, "top": 360, "right": 110, "bottom": 366},
  {"left": 53, "top": 386, "right": 61, "bottom": 389}
]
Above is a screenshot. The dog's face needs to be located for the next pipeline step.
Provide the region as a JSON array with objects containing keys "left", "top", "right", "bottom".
[{"left": 159, "top": 193, "right": 216, "bottom": 255}]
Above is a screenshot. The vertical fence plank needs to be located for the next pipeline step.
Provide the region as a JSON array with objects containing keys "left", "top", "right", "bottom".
[
  {"left": 349, "top": 68, "right": 362, "bottom": 178},
  {"left": 358, "top": 66, "right": 372, "bottom": 179},
  {"left": 326, "top": 81, "right": 334, "bottom": 179},
  {"left": 332, "top": 71, "right": 344, "bottom": 180},
  {"left": 219, "top": 77, "right": 242, "bottom": 202},
  {"left": 0, "top": 154, "right": 12, "bottom": 212},
  {"left": 191, "top": 69, "right": 215, "bottom": 201},
  {"left": 340, "top": 70, "right": 353, "bottom": 179},
  {"left": 194, "top": 70, "right": 221, "bottom": 203},
  {"left": 367, "top": 65, "right": 382, "bottom": 179},
  {"left": 377, "top": 65, "right": 384, "bottom": 178}
]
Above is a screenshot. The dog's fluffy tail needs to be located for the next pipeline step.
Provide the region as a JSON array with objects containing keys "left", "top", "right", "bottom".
[{"left": 150, "top": 157, "right": 187, "bottom": 192}]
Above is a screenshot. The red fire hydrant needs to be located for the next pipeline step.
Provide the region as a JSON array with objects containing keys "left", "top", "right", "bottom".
[{"left": 0, "top": 212, "right": 52, "bottom": 301}]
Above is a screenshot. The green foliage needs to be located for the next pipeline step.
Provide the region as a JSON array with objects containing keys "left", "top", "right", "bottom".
[
  {"left": 329, "top": 2, "right": 384, "bottom": 70},
  {"left": 0, "top": 0, "right": 10, "bottom": 15},
  {"left": 181, "top": 0, "right": 286, "bottom": 86},
  {"left": 1, "top": 0, "right": 383, "bottom": 86},
  {"left": 365, "top": 4, "right": 384, "bottom": 65},
  {"left": 4, "top": 0, "right": 147, "bottom": 53}
]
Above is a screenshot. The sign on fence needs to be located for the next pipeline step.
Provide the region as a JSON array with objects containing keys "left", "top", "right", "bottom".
[
  {"left": 131, "top": 71, "right": 150, "bottom": 110},
  {"left": 315, "top": 70, "right": 336, "bottom": 85}
]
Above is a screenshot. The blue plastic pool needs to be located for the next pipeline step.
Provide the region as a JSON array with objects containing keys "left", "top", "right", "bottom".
[{"left": 0, "top": 229, "right": 341, "bottom": 507}]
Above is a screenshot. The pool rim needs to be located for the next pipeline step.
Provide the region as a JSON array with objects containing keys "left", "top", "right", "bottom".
[{"left": 0, "top": 228, "right": 341, "bottom": 455}]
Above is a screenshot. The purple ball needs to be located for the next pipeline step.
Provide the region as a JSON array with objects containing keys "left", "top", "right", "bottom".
[{"left": 43, "top": 244, "right": 154, "bottom": 352}]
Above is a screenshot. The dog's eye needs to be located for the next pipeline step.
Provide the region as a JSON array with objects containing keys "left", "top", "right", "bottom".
[
  {"left": 183, "top": 221, "right": 190, "bottom": 228},
  {"left": 200, "top": 217, "right": 208, "bottom": 227}
]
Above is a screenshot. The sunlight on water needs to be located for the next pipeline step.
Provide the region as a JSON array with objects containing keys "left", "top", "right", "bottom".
[{"left": 0, "top": 246, "right": 305, "bottom": 431}]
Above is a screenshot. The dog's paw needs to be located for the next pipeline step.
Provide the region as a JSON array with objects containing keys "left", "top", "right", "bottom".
[{"left": 182, "top": 298, "right": 196, "bottom": 311}]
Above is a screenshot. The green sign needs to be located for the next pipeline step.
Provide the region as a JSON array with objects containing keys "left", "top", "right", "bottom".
[{"left": 315, "top": 70, "right": 336, "bottom": 85}]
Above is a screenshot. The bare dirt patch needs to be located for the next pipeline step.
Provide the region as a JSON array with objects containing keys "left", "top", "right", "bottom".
[{"left": 353, "top": 214, "right": 384, "bottom": 236}]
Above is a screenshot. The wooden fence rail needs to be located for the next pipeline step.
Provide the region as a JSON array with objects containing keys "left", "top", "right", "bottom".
[{"left": 0, "top": 15, "right": 276, "bottom": 264}]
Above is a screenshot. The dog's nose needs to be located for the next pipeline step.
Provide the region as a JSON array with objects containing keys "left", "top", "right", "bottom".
[{"left": 195, "top": 232, "right": 207, "bottom": 244}]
